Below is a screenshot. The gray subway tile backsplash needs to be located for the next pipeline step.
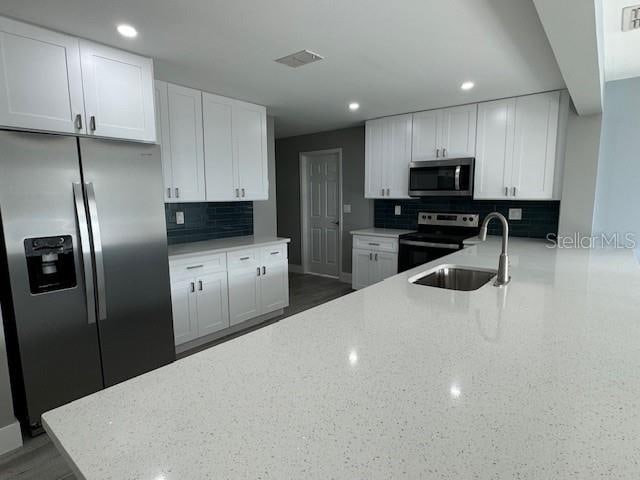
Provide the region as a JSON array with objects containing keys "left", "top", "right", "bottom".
[
  {"left": 375, "top": 198, "right": 559, "bottom": 239},
  {"left": 165, "top": 202, "right": 253, "bottom": 245}
]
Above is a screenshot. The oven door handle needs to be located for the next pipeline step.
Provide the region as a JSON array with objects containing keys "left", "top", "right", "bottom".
[
  {"left": 454, "top": 165, "right": 461, "bottom": 191},
  {"left": 399, "top": 240, "right": 460, "bottom": 249}
]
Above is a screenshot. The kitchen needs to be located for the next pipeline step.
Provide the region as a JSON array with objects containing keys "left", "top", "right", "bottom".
[{"left": 1, "top": 0, "right": 639, "bottom": 478}]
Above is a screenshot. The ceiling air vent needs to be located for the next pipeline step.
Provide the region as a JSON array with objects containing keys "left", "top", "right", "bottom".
[
  {"left": 622, "top": 5, "right": 640, "bottom": 31},
  {"left": 275, "top": 50, "right": 324, "bottom": 68}
]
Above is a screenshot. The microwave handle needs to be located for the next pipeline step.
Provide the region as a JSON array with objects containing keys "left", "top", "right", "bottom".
[{"left": 454, "top": 165, "right": 461, "bottom": 191}]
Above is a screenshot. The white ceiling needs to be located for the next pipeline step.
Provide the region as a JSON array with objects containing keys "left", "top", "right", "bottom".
[
  {"left": 602, "top": 0, "right": 640, "bottom": 82},
  {"left": 0, "top": 0, "right": 566, "bottom": 138}
]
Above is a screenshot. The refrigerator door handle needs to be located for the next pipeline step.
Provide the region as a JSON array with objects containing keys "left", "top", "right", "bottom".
[
  {"left": 73, "top": 183, "right": 97, "bottom": 325},
  {"left": 84, "top": 182, "right": 107, "bottom": 322}
]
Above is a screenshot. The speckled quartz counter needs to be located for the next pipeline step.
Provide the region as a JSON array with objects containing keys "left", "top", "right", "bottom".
[
  {"left": 167, "top": 235, "right": 290, "bottom": 259},
  {"left": 350, "top": 227, "right": 415, "bottom": 238},
  {"left": 43, "top": 238, "right": 640, "bottom": 479}
]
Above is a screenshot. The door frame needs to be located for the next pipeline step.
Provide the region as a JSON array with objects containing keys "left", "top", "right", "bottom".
[{"left": 299, "top": 148, "right": 343, "bottom": 278}]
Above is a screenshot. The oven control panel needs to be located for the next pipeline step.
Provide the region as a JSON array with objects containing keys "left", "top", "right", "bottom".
[{"left": 418, "top": 212, "right": 479, "bottom": 228}]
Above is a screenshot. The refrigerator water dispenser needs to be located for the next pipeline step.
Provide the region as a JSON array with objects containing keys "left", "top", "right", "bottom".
[{"left": 24, "top": 235, "right": 76, "bottom": 294}]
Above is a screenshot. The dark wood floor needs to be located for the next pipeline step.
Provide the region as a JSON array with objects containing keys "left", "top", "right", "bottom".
[{"left": 0, "top": 272, "right": 353, "bottom": 480}]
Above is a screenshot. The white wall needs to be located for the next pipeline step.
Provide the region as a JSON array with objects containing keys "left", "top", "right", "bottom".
[
  {"left": 557, "top": 109, "right": 602, "bottom": 236},
  {"left": 592, "top": 78, "right": 640, "bottom": 242},
  {"left": 253, "top": 116, "right": 277, "bottom": 236}
]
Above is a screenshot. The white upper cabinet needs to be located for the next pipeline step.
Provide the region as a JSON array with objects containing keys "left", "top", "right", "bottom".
[
  {"left": 0, "top": 17, "right": 85, "bottom": 134},
  {"left": 474, "top": 98, "right": 516, "bottom": 200},
  {"left": 202, "top": 93, "right": 235, "bottom": 201},
  {"left": 411, "top": 104, "right": 477, "bottom": 161},
  {"left": 365, "top": 114, "right": 412, "bottom": 199},
  {"left": 474, "top": 92, "right": 561, "bottom": 200},
  {"left": 203, "top": 93, "right": 268, "bottom": 201},
  {"left": 165, "top": 83, "right": 204, "bottom": 202},
  {"left": 80, "top": 40, "right": 156, "bottom": 142},
  {"left": 154, "top": 80, "right": 173, "bottom": 202}
]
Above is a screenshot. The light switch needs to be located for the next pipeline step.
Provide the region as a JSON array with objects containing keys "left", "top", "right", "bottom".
[
  {"left": 508, "top": 208, "right": 522, "bottom": 221},
  {"left": 343, "top": 204, "right": 352, "bottom": 214},
  {"left": 176, "top": 211, "right": 185, "bottom": 225},
  {"left": 394, "top": 205, "right": 402, "bottom": 215}
]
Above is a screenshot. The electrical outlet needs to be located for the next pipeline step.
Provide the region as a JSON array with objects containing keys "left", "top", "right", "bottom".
[
  {"left": 176, "top": 211, "right": 185, "bottom": 225},
  {"left": 394, "top": 205, "right": 401, "bottom": 215},
  {"left": 508, "top": 208, "right": 522, "bottom": 221},
  {"left": 343, "top": 204, "right": 352, "bottom": 214}
]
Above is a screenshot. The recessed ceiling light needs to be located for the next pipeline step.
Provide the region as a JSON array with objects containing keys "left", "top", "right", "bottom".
[
  {"left": 460, "top": 81, "right": 475, "bottom": 91},
  {"left": 117, "top": 24, "right": 138, "bottom": 38},
  {"left": 348, "top": 102, "right": 360, "bottom": 111}
]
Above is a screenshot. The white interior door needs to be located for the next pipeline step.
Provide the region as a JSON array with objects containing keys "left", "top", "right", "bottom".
[
  {"left": 203, "top": 92, "right": 235, "bottom": 201},
  {"left": 0, "top": 17, "right": 85, "bottom": 133},
  {"left": 79, "top": 40, "right": 156, "bottom": 142},
  {"left": 305, "top": 151, "right": 340, "bottom": 278},
  {"left": 260, "top": 262, "right": 289, "bottom": 313},
  {"left": 195, "top": 272, "right": 230, "bottom": 337},
  {"left": 233, "top": 100, "right": 268, "bottom": 200},
  {"left": 171, "top": 278, "right": 197, "bottom": 345},
  {"left": 228, "top": 266, "right": 261, "bottom": 325}
]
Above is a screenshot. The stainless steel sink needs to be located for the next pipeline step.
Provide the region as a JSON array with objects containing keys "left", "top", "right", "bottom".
[{"left": 409, "top": 264, "right": 497, "bottom": 291}]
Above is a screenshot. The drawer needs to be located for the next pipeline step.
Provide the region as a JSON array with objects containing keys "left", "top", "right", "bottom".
[
  {"left": 261, "top": 243, "right": 287, "bottom": 264},
  {"left": 352, "top": 235, "right": 398, "bottom": 253},
  {"left": 170, "top": 253, "right": 227, "bottom": 279},
  {"left": 227, "top": 247, "right": 261, "bottom": 269}
]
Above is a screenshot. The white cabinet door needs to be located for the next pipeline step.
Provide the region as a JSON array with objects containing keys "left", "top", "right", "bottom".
[
  {"left": 411, "top": 110, "right": 440, "bottom": 161},
  {"left": 474, "top": 98, "right": 515, "bottom": 200},
  {"left": 233, "top": 100, "right": 268, "bottom": 200},
  {"left": 511, "top": 92, "right": 560, "bottom": 200},
  {"left": 228, "top": 266, "right": 261, "bottom": 325},
  {"left": 195, "top": 272, "right": 230, "bottom": 337},
  {"left": 166, "top": 83, "right": 205, "bottom": 202},
  {"left": 80, "top": 40, "right": 156, "bottom": 142},
  {"left": 154, "top": 80, "right": 173, "bottom": 202},
  {"left": 0, "top": 17, "right": 85, "bottom": 133},
  {"left": 365, "top": 119, "right": 385, "bottom": 198},
  {"left": 352, "top": 249, "right": 373, "bottom": 290},
  {"left": 372, "top": 252, "right": 398, "bottom": 284},
  {"left": 260, "top": 262, "right": 289, "bottom": 313},
  {"left": 203, "top": 92, "right": 235, "bottom": 201},
  {"left": 171, "top": 278, "right": 197, "bottom": 345},
  {"left": 384, "top": 114, "right": 412, "bottom": 198},
  {"left": 439, "top": 104, "right": 477, "bottom": 158}
]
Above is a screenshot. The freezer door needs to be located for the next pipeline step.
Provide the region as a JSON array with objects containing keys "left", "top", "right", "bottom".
[
  {"left": 0, "top": 131, "right": 103, "bottom": 427},
  {"left": 79, "top": 138, "right": 175, "bottom": 386}
]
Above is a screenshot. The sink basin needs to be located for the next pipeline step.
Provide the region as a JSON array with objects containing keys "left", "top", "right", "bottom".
[{"left": 409, "top": 264, "right": 497, "bottom": 291}]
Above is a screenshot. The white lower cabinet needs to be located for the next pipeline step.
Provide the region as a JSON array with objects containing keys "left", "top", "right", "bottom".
[
  {"left": 352, "top": 235, "right": 399, "bottom": 290},
  {"left": 170, "top": 242, "right": 289, "bottom": 347}
]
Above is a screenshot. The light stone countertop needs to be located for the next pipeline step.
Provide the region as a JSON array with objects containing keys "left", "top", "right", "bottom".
[
  {"left": 167, "top": 235, "right": 290, "bottom": 259},
  {"left": 43, "top": 237, "right": 640, "bottom": 479},
  {"left": 350, "top": 227, "right": 415, "bottom": 238}
]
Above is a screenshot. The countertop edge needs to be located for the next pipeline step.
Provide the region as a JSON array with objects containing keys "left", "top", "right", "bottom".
[{"left": 168, "top": 237, "right": 291, "bottom": 260}]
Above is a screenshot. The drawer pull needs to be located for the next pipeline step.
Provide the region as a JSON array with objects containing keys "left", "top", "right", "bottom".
[
  {"left": 270, "top": 251, "right": 279, "bottom": 255},
  {"left": 240, "top": 256, "right": 250, "bottom": 261},
  {"left": 368, "top": 242, "right": 380, "bottom": 246},
  {"left": 186, "top": 264, "right": 204, "bottom": 269}
]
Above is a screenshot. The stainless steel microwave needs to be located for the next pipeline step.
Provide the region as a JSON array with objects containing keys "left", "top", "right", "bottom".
[{"left": 408, "top": 158, "right": 474, "bottom": 197}]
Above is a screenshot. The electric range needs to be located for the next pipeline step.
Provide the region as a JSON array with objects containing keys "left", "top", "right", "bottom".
[{"left": 398, "top": 212, "right": 480, "bottom": 272}]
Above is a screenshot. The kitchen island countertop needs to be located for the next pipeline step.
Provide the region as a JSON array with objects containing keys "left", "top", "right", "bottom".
[{"left": 43, "top": 237, "right": 640, "bottom": 479}]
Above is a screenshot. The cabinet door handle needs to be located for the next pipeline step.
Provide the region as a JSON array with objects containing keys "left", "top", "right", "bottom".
[
  {"left": 167, "top": 187, "right": 171, "bottom": 198},
  {"left": 375, "top": 253, "right": 378, "bottom": 261},
  {"left": 369, "top": 253, "right": 373, "bottom": 261},
  {"left": 442, "top": 147, "right": 447, "bottom": 157},
  {"left": 436, "top": 148, "right": 440, "bottom": 158},
  {"left": 257, "top": 267, "right": 261, "bottom": 276},
  {"left": 89, "top": 116, "right": 96, "bottom": 132},
  {"left": 198, "top": 280, "right": 203, "bottom": 291},
  {"left": 190, "top": 282, "right": 195, "bottom": 293},
  {"left": 512, "top": 186, "right": 517, "bottom": 197},
  {"left": 504, "top": 187, "right": 509, "bottom": 196},
  {"left": 75, "top": 114, "right": 83, "bottom": 130},
  {"left": 175, "top": 187, "right": 180, "bottom": 198},
  {"left": 242, "top": 188, "right": 246, "bottom": 197},
  {"left": 386, "top": 188, "right": 390, "bottom": 196},
  {"left": 262, "top": 266, "right": 266, "bottom": 275},
  {"left": 380, "top": 188, "right": 385, "bottom": 196},
  {"left": 235, "top": 188, "right": 240, "bottom": 198}
]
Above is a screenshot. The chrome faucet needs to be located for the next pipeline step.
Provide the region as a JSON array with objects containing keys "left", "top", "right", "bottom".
[{"left": 478, "top": 212, "right": 510, "bottom": 286}]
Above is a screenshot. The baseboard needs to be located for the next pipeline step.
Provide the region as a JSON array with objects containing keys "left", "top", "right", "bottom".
[
  {"left": 288, "top": 263, "right": 304, "bottom": 274},
  {"left": 0, "top": 419, "right": 22, "bottom": 455},
  {"left": 339, "top": 272, "right": 352, "bottom": 284}
]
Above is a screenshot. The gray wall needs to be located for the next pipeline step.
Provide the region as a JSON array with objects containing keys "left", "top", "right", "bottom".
[
  {"left": 592, "top": 78, "right": 640, "bottom": 242},
  {"left": 275, "top": 126, "right": 373, "bottom": 273},
  {"left": 253, "top": 116, "right": 278, "bottom": 236},
  {"left": 0, "top": 308, "right": 21, "bottom": 454}
]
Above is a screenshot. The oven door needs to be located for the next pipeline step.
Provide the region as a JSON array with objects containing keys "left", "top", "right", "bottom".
[
  {"left": 409, "top": 158, "right": 474, "bottom": 196},
  {"left": 398, "top": 240, "right": 461, "bottom": 272}
]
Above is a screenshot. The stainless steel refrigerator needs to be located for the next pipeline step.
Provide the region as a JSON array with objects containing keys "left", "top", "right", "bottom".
[{"left": 0, "top": 130, "right": 175, "bottom": 434}]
